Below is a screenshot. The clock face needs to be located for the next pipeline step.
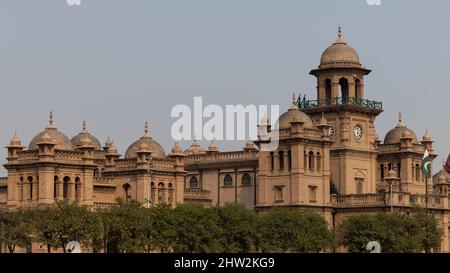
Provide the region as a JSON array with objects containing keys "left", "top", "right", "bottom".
[
  {"left": 328, "top": 127, "right": 334, "bottom": 137},
  {"left": 353, "top": 125, "right": 363, "bottom": 141}
]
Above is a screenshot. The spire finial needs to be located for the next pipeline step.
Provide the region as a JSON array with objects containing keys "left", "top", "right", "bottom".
[
  {"left": 338, "top": 25, "right": 342, "bottom": 38},
  {"left": 143, "top": 121, "right": 149, "bottom": 137},
  {"left": 290, "top": 92, "right": 299, "bottom": 110},
  {"left": 47, "top": 111, "right": 56, "bottom": 128},
  {"left": 397, "top": 112, "right": 404, "bottom": 127},
  {"left": 82, "top": 120, "right": 87, "bottom": 133},
  {"left": 14, "top": 129, "right": 17, "bottom": 137}
]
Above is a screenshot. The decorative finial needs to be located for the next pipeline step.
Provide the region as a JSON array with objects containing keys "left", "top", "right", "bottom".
[
  {"left": 49, "top": 111, "right": 53, "bottom": 125},
  {"left": 338, "top": 25, "right": 342, "bottom": 38},
  {"left": 290, "top": 92, "right": 298, "bottom": 110},
  {"left": 397, "top": 112, "right": 404, "bottom": 127},
  {"left": 82, "top": 120, "right": 87, "bottom": 133},
  {"left": 14, "top": 129, "right": 17, "bottom": 137},
  {"left": 143, "top": 121, "right": 149, "bottom": 137}
]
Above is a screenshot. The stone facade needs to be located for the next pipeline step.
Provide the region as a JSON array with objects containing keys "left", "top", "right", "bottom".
[{"left": 1, "top": 28, "right": 449, "bottom": 252}]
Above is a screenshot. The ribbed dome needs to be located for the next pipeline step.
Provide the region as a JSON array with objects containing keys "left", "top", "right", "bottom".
[
  {"left": 29, "top": 128, "right": 74, "bottom": 150},
  {"left": 384, "top": 113, "right": 417, "bottom": 144},
  {"left": 319, "top": 28, "right": 361, "bottom": 68}
]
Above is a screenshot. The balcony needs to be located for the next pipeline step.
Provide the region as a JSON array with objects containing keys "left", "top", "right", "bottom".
[{"left": 298, "top": 97, "right": 383, "bottom": 111}]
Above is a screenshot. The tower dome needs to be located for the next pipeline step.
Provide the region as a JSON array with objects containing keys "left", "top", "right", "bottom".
[
  {"left": 71, "top": 121, "right": 102, "bottom": 150},
  {"left": 319, "top": 26, "right": 361, "bottom": 69},
  {"left": 125, "top": 121, "right": 166, "bottom": 159},
  {"left": 28, "top": 112, "right": 74, "bottom": 150},
  {"left": 384, "top": 113, "right": 418, "bottom": 144}
]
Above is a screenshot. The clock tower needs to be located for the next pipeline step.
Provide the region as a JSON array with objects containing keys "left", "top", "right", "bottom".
[{"left": 301, "top": 27, "right": 383, "bottom": 195}]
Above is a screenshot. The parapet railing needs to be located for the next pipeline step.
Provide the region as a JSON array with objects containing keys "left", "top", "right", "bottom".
[{"left": 298, "top": 97, "right": 383, "bottom": 110}]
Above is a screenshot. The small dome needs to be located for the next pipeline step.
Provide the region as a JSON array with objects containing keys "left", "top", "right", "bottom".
[
  {"left": 125, "top": 122, "right": 166, "bottom": 159},
  {"left": 71, "top": 121, "right": 101, "bottom": 150},
  {"left": 104, "top": 136, "right": 114, "bottom": 149},
  {"left": 384, "top": 113, "right": 418, "bottom": 144},
  {"left": 422, "top": 129, "right": 432, "bottom": 142},
  {"left": 276, "top": 97, "right": 314, "bottom": 130},
  {"left": 320, "top": 28, "right": 361, "bottom": 68},
  {"left": 184, "top": 140, "right": 207, "bottom": 155},
  {"left": 9, "top": 131, "right": 22, "bottom": 147},
  {"left": 245, "top": 139, "right": 255, "bottom": 149},
  {"left": 171, "top": 142, "right": 183, "bottom": 154}
]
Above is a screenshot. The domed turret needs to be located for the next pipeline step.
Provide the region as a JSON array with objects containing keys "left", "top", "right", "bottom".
[
  {"left": 384, "top": 113, "right": 418, "bottom": 144},
  {"left": 208, "top": 141, "right": 218, "bottom": 153},
  {"left": 8, "top": 130, "right": 23, "bottom": 147},
  {"left": 71, "top": 121, "right": 101, "bottom": 150},
  {"left": 422, "top": 129, "right": 432, "bottom": 142},
  {"left": 276, "top": 94, "right": 315, "bottom": 130},
  {"left": 125, "top": 122, "right": 166, "bottom": 159},
  {"left": 184, "top": 139, "right": 207, "bottom": 155},
  {"left": 28, "top": 112, "right": 74, "bottom": 150},
  {"left": 319, "top": 26, "right": 361, "bottom": 69}
]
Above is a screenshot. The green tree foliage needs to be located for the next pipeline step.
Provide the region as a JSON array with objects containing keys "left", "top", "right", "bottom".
[
  {"left": 215, "top": 203, "right": 259, "bottom": 253},
  {"left": 0, "top": 209, "right": 32, "bottom": 253},
  {"left": 338, "top": 210, "right": 443, "bottom": 253},
  {"left": 172, "top": 204, "right": 221, "bottom": 253},
  {"left": 259, "top": 208, "right": 333, "bottom": 253},
  {"left": 30, "top": 202, "right": 98, "bottom": 253}
]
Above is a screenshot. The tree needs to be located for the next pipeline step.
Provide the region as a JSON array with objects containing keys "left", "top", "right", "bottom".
[
  {"left": 412, "top": 209, "right": 443, "bottom": 253},
  {"left": 0, "top": 209, "right": 32, "bottom": 253},
  {"left": 215, "top": 203, "right": 259, "bottom": 253},
  {"left": 137, "top": 204, "right": 177, "bottom": 253},
  {"left": 338, "top": 211, "right": 443, "bottom": 253},
  {"left": 98, "top": 199, "right": 142, "bottom": 253},
  {"left": 259, "top": 208, "right": 332, "bottom": 253},
  {"left": 31, "top": 202, "right": 98, "bottom": 253},
  {"left": 173, "top": 204, "right": 221, "bottom": 253}
]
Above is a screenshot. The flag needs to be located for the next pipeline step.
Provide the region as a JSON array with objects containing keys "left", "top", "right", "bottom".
[
  {"left": 422, "top": 149, "right": 431, "bottom": 179},
  {"left": 445, "top": 154, "right": 450, "bottom": 174}
]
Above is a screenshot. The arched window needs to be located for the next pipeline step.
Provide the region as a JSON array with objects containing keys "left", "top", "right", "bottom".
[
  {"left": 380, "top": 164, "right": 385, "bottom": 179},
  {"left": 355, "top": 78, "right": 361, "bottom": 99},
  {"left": 224, "top": 174, "right": 233, "bottom": 186},
  {"left": 189, "top": 177, "right": 199, "bottom": 189},
  {"left": 316, "top": 152, "right": 321, "bottom": 171},
  {"left": 397, "top": 163, "right": 401, "bottom": 178},
  {"left": 158, "top": 182, "right": 164, "bottom": 204},
  {"left": 388, "top": 163, "right": 393, "bottom": 171},
  {"left": 75, "top": 177, "right": 81, "bottom": 201},
  {"left": 242, "top": 173, "right": 251, "bottom": 186},
  {"left": 308, "top": 151, "right": 314, "bottom": 171},
  {"left": 63, "top": 176, "right": 70, "bottom": 200},
  {"left": 339, "top": 78, "right": 349, "bottom": 103},
  {"left": 278, "top": 151, "right": 284, "bottom": 170},
  {"left": 325, "top": 79, "right": 332, "bottom": 105},
  {"left": 151, "top": 182, "right": 156, "bottom": 202},
  {"left": 20, "top": 176, "right": 24, "bottom": 201},
  {"left": 54, "top": 176, "right": 59, "bottom": 199},
  {"left": 122, "top": 183, "right": 131, "bottom": 202},
  {"left": 27, "top": 176, "right": 33, "bottom": 200},
  {"left": 168, "top": 183, "right": 174, "bottom": 205}
]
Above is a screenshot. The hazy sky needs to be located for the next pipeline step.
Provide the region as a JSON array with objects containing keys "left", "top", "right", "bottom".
[{"left": 0, "top": 0, "right": 449, "bottom": 175}]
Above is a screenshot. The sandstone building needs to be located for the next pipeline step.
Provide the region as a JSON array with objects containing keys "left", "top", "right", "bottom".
[{"left": 1, "top": 28, "right": 449, "bottom": 252}]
